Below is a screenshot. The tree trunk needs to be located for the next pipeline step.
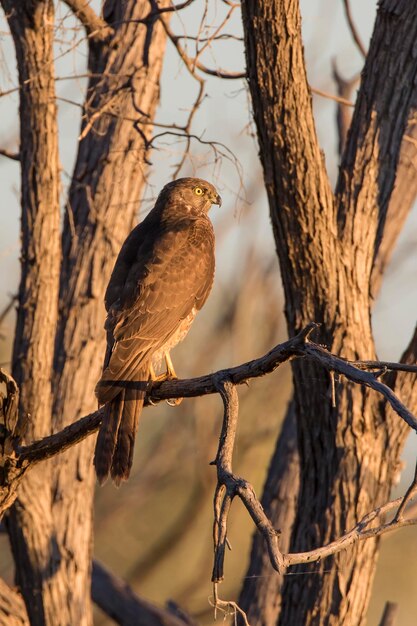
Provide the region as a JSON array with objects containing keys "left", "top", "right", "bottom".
[
  {"left": 50, "top": 2, "right": 169, "bottom": 624},
  {"left": 0, "top": 579, "right": 28, "bottom": 626},
  {"left": 241, "top": 1, "right": 417, "bottom": 624},
  {"left": 239, "top": 26, "right": 417, "bottom": 626},
  {"left": 1, "top": 0, "right": 169, "bottom": 623},
  {"left": 0, "top": 1, "right": 61, "bottom": 624}
]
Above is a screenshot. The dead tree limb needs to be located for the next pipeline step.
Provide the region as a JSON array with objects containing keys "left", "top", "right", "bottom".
[
  {"left": 2, "top": 322, "right": 416, "bottom": 482},
  {"left": 378, "top": 602, "right": 398, "bottom": 626},
  {"left": 2, "top": 322, "right": 417, "bottom": 598},
  {"left": 91, "top": 560, "right": 192, "bottom": 626}
]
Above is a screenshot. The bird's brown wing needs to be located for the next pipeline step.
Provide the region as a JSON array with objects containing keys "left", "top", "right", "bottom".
[{"left": 96, "top": 218, "right": 214, "bottom": 404}]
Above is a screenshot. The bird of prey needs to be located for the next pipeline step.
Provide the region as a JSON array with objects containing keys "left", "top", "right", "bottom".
[{"left": 94, "top": 177, "right": 221, "bottom": 485}]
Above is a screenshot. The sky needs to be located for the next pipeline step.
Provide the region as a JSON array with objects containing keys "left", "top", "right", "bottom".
[{"left": 1, "top": 0, "right": 415, "bottom": 361}]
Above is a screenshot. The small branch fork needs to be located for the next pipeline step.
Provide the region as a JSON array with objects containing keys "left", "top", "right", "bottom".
[
  {"left": 2, "top": 323, "right": 417, "bottom": 605},
  {"left": 207, "top": 370, "right": 417, "bottom": 621}
]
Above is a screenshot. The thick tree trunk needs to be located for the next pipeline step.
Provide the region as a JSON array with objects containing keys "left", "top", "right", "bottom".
[
  {"left": 241, "top": 1, "right": 417, "bottom": 625},
  {"left": 0, "top": 1, "right": 61, "bottom": 624},
  {"left": 239, "top": 49, "right": 417, "bottom": 626},
  {"left": 1, "top": 1, "right": 169, "bottom": 623},
  {"left": 49, "top": 2, "right": 169, "bottom": 624},
  {"left": 0, "top": 580, "right": 28, "bottom": 626}
]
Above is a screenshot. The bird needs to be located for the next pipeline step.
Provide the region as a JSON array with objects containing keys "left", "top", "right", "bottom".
[{"left": 94, "top": 177, "right": 221, "bottom": 485}]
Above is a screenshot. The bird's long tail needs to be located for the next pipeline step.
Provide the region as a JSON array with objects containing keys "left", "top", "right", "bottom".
[{"left": 94, "top": 378, "right": 147, "bottom": 486}]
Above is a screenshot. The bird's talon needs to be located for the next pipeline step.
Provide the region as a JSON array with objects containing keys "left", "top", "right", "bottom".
[{"left": 166, "top": 397, "right": 183, "bottom": 407}]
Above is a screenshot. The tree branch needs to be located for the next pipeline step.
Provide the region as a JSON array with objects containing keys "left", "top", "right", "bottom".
[
  {"left": 2, "top": 323, "right": 417, "bottom": 601},
  {"left": 378, "top": 602, "right": 398, "bottom": 626},
  {"left": 92, "top": 560, "right": 193, "bottom": 626},
  {"left": 0, "top": 148, "right": 20, "bottom": 161},
  {"left": 63, "top": 0, "right": 113, "bottom": 41},
  {"left": 209, "top": 376, "right": 417, "bottom": 603},
  {"left": 342, "top": 0, "right": 367, "bottom": 59},
  {"left": 331, "top": 60, "right": 359, "bottom": 155},
  {"left": 8, "top": 322, "right": 417, "bottom": 474}
]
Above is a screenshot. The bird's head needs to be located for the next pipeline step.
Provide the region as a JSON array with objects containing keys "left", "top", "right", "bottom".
[{"left": 157, "top": 177, "right": 222, "bottom": 217}]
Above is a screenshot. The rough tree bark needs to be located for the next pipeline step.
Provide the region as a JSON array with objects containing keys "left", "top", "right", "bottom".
[
  {"left": 1, "top": 0, "right": 169, "bottom": 623},
  {"left": 240, "top": 1, "right": 417, "bottom": 625},
  {"left": 239, "top": 9, "right": 417, "bottom": 624},
  {"left": 0, "top": 1, "right": 61, "bottom": 624},
  {"left": 49, "top": 2, "right": 169, "bottom": 624}
]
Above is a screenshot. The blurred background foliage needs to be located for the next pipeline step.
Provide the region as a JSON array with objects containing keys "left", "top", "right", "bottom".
[{"left": 0, "top": 1, "right": 416, "bottom": 624}]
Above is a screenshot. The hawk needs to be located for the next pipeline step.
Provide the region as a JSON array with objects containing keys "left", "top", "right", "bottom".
[{"left": 94, "top": 178, "right": 221, "bottom": 485}]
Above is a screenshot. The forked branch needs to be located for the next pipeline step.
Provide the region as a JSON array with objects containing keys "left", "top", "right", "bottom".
[
  {"left": 1, "top": 321, "right": 417, "bottom": 575},
  {"left": 0, "top": 325, "right": 415, "bottom": 482}
]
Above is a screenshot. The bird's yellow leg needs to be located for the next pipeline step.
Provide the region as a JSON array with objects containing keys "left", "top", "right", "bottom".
[
  {"left": 149, "top": 363, "right": 157, "bottom": 381},
  {"left": 149, "top": 353, "right": 182, "bottom": 404},
  {"left": 164, "top": 351, "right": 183, "bottom": 406},
  {"left": 164, "top": 351, "right": 177, "bottom": 379},
  {"left": 149, "top": 360, "right": 171, "bottom": 383}
]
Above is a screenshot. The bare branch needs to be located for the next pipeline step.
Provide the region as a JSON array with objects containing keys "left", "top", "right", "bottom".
[
  {"left": 156, "top": 0, "right": 198, "bottom": 15},
  {"left": 92, "top": 560, "right": 192, "bottom": 626},
  {"left": 63, "top": 0, "right": 113, "bottom": 41},
  {"left": 310, "top": 85, "right": 354, "bottom": 108},
  {"left": 211, "top": 381, "right": 285, "bottom": 581},
  {"left": 284, "top": 496, "right": 417, "bottom": 568},
  {"left": 0, "top": 148, "right": 20, "bottom": 161},
  {"left": 378, "top": 602, "right": 399, "bottom": 626},
  {"left": 342, "top": 0, "right": 367, "bottom": 59},
  {"left": 394, "top": 459, "right": 417, "bottom": 522},
  {"left": 11, "top": 322, "right": 417, "bottom": 473},
  {"left": 159, "top": 16, "right": 245, "bottom": 80},
  {"left": 17, "top": 408, "right": 103, "bottom": 465},
  {"left": 206, "top": 352, "right": 417, "bottom": 593},
  {"left": 332, "top": 60, "right": 359, "bottom": 155},
  {"left": 353, "top": 359, "right": 417, "bottom": 374},
  {"left": 2, "top": 320, "right": 417, "bottom": 598}
]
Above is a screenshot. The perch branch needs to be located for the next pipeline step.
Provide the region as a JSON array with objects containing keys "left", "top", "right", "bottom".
[
  {"left": 2, "top": 323, "right": 417, "bottom": 598},
  {"left": 206, "top": 348, "right": 417, "bottom": 604},
  {"left": 9, "top": 322, "right": 417, "bottom": 468}
]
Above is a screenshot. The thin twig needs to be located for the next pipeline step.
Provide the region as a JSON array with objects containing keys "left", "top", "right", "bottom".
[
  {"left": 342, "top": 0, "right": 367, "bottom": 59},
  {"left": 353, "top": 360, "right": 417, "bottom": 374},
  {"left": 0, "top": 148, "right": 20, "bottom": 161},
  {"left": 159, "top": 16, "right": 245, "bottom": 80},
  {"left": 310, "top": 86, "right": 354, "bottom": 107},
  {"left": 394, "top": 459, "right": 417, "bottom": 522}
]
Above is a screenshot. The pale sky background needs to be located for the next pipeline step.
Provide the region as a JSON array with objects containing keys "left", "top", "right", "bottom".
[
  {"left": 0, "top": 1, "right": 416, "bottom": 624},
  {"left": 1, "top": 0, "right": 415, "bottom": 359}
]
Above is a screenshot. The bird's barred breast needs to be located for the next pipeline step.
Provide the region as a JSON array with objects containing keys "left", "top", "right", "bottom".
[{"left": 151, "top": 307, "right": 198, "bottom": 369}]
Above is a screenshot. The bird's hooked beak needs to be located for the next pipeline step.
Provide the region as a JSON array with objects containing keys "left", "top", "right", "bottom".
[{"left": 211, "top": 193, "right": 222, "bottom": 207}]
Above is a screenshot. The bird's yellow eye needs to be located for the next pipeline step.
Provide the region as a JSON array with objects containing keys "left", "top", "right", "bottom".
[{"left": 194, "top": 186, "right": 204, "bottom": 196}]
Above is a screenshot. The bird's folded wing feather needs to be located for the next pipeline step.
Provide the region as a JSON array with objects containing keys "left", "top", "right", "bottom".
[{"left": 96, "top": 220, "right": 214, "bottom": 404}]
